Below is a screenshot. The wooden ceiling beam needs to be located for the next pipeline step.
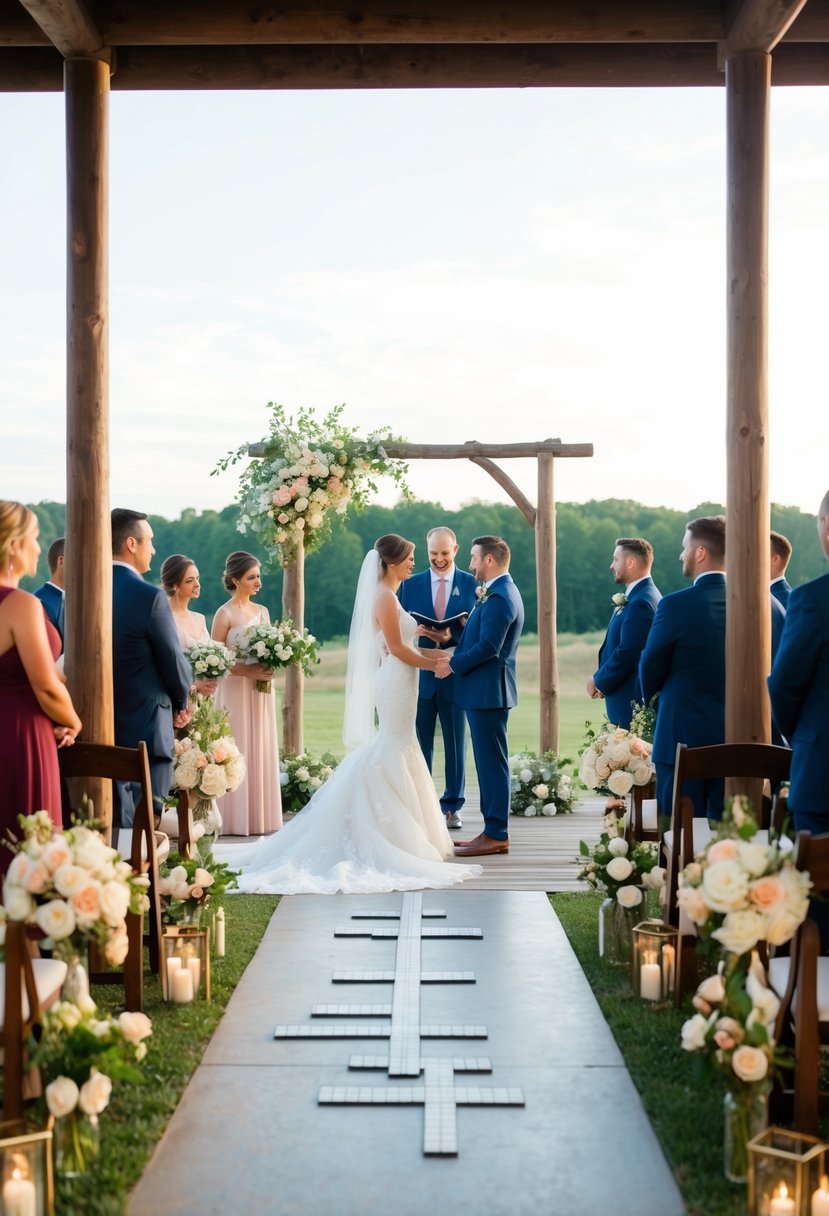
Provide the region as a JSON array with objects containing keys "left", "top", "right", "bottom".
[
  {"left": 15, "top": 0, "right": 107, "bottom": 57},
  {"left": 724, "top": 0, "right": 811, "bottom": 51}
]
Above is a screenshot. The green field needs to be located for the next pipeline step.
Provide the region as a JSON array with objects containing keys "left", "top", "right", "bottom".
[{"left": 274, "top": 631, "right": 608, "bottom": 769}]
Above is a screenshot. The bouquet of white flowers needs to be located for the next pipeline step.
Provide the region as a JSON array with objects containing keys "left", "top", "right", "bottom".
[
  {"left": 579, "top": 725, "right": 655, "bottom": 799},
  {"left": 578, "top": 830, "right": 663, "bottom": 910},
  {"left": 172, "top": 695, "right": 246, "bottom": 829},
  {"left": 509, "top": 750, "right": 577, "bottom": 816},
  {"left": 236, "top": 618, "right": 320, "bottom": 692},
  {"left": 280, "top": 749, "right": 339, "bottom": 813},
  {"left": 182, "top": 638, "right": 236, "bottom": 681}
]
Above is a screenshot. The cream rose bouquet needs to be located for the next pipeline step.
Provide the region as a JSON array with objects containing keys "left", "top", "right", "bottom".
[
  {"left": 578, "top": 829, "right": 663, "bottom": 911},
  {"left": 235, "top": 618, "right": 320, "bottom": 692},
  {"left": 172, "top": 694, "right": 246, "bottom": 828},
  {"left": 676, "top": 796, "right": 811, "bottom": 958},
  {"left": 3, "top": 811, "right": 149, "bottom": 966},
  {"left": 215, "top": 401, "right": 411, "bottom": 565},
  {"left": 580, "top": 724, "right": 655, "bottom": 799},
  {"left": 509, "top": 750, "right": 577, "bottom": 816},
  {"left": 182, "top": 638, "right": 236, "bottom": 682}
]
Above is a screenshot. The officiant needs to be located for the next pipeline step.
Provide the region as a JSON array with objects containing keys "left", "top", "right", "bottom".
[{"left": 400, "top": 526, "right": 477, "bottom": 829}]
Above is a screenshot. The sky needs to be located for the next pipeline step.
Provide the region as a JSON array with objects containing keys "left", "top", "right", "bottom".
[{"left": 1, "top": 83, "right": 827, "bottom": 521}]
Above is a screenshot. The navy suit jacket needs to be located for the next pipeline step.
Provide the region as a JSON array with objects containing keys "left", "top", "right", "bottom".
[
  {"left": 771, "top": 578, "right": 792, "bottom": 610},
  {"left": 400, "top": 568, "right": 477, "bottom": 700},
  {"left": 639, "top": 573, "right": 727, "bottom": 766},
  {"left": 768, "top": 570, "right": 829, "bottom": 821},
  {"left": 450, "top": 574, "right": 524, "bottom": 710},
  {"left": 594, "top": 577, "right": 661, "bottom": 728},
  {"left": 112, "top": 565, "right": 192, "bottom": 762},
  {"left": 34, "top": 582, "right": 64, "bottom": 646}
]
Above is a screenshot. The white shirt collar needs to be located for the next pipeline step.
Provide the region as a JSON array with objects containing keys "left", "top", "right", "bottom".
[
  {"left": 430, "top": 566, "right": 455, "bottom": 585},
  {"left": 694, "top": 569, "right": 725, "bottom": 584},
  {"left": 624, "top": 575, "right": 648, "bottom": 595},
  {"left": 113, "top": 560, "right": 142, "bottom": 576},
  {"left": 46, "top": 581, "right": 65, "bottom": 596},
  {"left": 770, "top": 575, "right": 786, "bottom": 586}
]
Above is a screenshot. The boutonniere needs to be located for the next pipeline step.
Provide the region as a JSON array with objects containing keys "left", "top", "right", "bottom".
[
  {"left": 451, "top": 586, "right": 460, "bottom": 598},
  {"left": 476, "top": 585, "right": 490, "bottom": 603},
  {"left": 612, "top": 592, "right": 628, "bottom": 608}
]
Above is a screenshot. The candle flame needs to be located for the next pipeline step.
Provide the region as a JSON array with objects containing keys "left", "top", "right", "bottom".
[
  {"left": 778, "top": 1181, "right": 789, "bottom": 1198},
  {"left": 11, "top": 1167, "right": 22, "bottom": 1181}
]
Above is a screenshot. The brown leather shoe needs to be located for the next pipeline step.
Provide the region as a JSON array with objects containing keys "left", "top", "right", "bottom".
[{"left": 453, "top": 834, "right": 509, "bottom": 857}]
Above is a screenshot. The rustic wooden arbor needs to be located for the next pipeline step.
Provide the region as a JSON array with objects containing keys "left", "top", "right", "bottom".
[
  {"left": 254, "top": 438, "right": 593, "bottom": 755},
  {"left": 3, "top": 0, "right": 826, "bottom": 829}
]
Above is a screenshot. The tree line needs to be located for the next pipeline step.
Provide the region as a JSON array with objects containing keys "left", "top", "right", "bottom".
[{"left": 24, "top": 497, "right": 826, "bottom": 641}]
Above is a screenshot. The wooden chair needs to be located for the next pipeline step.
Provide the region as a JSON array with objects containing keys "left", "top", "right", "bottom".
[
  {"left": 626, "top": 779, "right": 658, "bottom": 843},
  {"left": 664, "top": 742, "right": 792, "bottom": 1002},
  {"left": 769, "top": 831, "right": 829, "bottom": 1135},
  {"left": 158, "top": 790, "right": 195, "bottom": 859},
  {"left": 58, "top": 740, "right": 161, "bottom": 1011},
  {"left": 1, "top": 921, "right": 67, "bottom": 1119}
]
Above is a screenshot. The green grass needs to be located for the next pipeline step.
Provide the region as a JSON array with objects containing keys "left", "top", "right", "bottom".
[
  {"left": 551, "top": 892, "right": 746, "bottom": 1216},
  {"left": 56, "top": 896, "right": 279, "bottom": 1215}
]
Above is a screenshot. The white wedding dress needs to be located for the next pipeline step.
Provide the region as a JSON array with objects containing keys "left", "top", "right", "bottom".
[{"left": 224, "top": 607, "right": 482, "bottom": 894}]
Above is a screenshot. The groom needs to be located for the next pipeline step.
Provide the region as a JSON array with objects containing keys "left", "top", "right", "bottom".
[{"left": 441, "top": 535, "right": 524, "bottom": 856}]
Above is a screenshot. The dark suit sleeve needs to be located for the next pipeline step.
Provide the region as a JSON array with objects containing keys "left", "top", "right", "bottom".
[
  {"left": 768, "top": 587, "right": 820, "bottom": 740},
  {"left": 593, "top": 599, "right": 655, "bottom": 694},
  {"left": 450, "top": 593, "right": 514, "bottom": 676},
  {"left": 770, "top": 596, "right": 786, "bottom": 661},
  {"left": 639, "top": 598, "right": 676, "bottom": 704},
  {"left": 148, "top": 591, "right": 193, "bottom": 710}
]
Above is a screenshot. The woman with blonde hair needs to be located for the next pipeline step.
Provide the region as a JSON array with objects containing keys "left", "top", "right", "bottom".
[{"left": 0, "top": 502, "right": 81, "bottom": 870}]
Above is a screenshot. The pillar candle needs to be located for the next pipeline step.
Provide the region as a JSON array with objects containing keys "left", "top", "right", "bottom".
[
  {"left": 2, "top": 1170, "right": 36, "bottom": 1216},
  {"left": 187, "top": 957, "right": 201, "bottom": 994},
  {"left": 661, "top": 943, "right": 676, "bottom": 992},
  {"left": 770, "top": 1182, "right": 795, "bottom": 1215},
  {"left": 812, "top": 1177, "right": 829, "bottom": 1216},
  {"left": 172, "top": 966, "right": 194, "bottom": 1004},
  {"left": 640, "top": 962, "right": 662, "bottom": 1001},
  {"left": 214, "top": 907, "right": 226, "bottom": 957}
]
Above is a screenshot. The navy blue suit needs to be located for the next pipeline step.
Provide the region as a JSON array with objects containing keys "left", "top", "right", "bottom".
[
  {"left": 768, "top": 570, "right": 829, "bottom": 831},
  {"left": 400, "top": 568, "right": 477, "bottom": 814},
  {"left": 593, "top": 577, "right": 661, "bottom": 729},
  {"left": 34, "top": 582, "right": 64, "bottom": 649},
  {"left": 112, "top": 564, "right": 192, "bottom": 826},
  {"left": 771, "top": 578, "right": 792, "bottom": 610},
  {"left": 450, "top": 574, "right": 524, "bottom": 840},
  {"left": 640, "top": 573, "right": 727, "bottom": 819}
]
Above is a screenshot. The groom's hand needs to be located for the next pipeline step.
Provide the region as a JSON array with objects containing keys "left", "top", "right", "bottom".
[{"left": 173, "top": 707, "right": 191, "bottom": 729}]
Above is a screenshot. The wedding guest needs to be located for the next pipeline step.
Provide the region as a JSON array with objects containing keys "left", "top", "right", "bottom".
[
  {"left": 769, "top": 490, "right": 829, "bottom": 832},
  {"left": 0, "top": 502, "right": 81, "bottom": 872},
  {"left": 212, "top": 551, "right": 282, "bottom": 836},
  {"left": 112, "top": 509, "right": 192, "bottom": 828},
  {"left": 587, "top": 537, "right": 661, "bottom": 729},
  {"left": 160, "top": 553, "right": 217, "bottom": 696},
  {"left": 399, "top": 526, "right": 477, "bottom": 829},
  {"left": 770, "top": 530, "right": 793, "bottom": 609},
  {"left": 34, "top": 536, "right": 65, "bottom": 650}
]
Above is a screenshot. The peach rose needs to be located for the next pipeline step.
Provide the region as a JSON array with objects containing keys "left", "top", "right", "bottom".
[
  {"left": 749, "top": 874, "right": 786, "bottom": 911},
  {"left": 706, "top": 839, "right": 739, "bottom": 865}
]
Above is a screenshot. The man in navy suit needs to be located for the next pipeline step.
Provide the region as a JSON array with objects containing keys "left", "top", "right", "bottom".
[
  {"left": 111, "top": 508, "right": 192, "bottom": 828},
  {"left": 769, "top": 491, "right": 829, "bottom": 832},
  {"left": 34, "top": 536, "right": 65, "bottom": 650},
  {"left": 443, "top": 536, "right": 524, "bottom": 857},
  {"left": 770, "top": 530, "right": 793, "bottom": 609},
  {"left": 640, "top": 516, "right": 729, "bottom": 821},
  {"left": 587, "top": 537, "right": 661, "bottom": 729},
  {"left": 400, "top": 527, "right": 477, "bottom": 829}
]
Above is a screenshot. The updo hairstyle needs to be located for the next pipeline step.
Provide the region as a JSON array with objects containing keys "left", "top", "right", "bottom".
[
  {"left": 159, "top": 554, "right": 196, "bottom": 597},
  {"left": 223, "top": 551, "right": 260, "bottom": 592},
  {"left": 374, "top": 534, "right": 414, "bottom": 573}
]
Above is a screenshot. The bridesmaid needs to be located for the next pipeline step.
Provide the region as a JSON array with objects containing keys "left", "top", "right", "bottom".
[
  {"left": 0, "top": 502, "right": 82, "bottom": 871},
  {"left": 211, "top": 552, "right": 282, "bottom": 835},
  {"left": 160, "top": 553, "right": 217, "bottom": 696}
]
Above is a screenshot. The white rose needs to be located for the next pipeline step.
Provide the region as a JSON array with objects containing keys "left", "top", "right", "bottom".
[
  {"left": 532, "top": 784, "right": 549, "bottom": 800},
  {"left": 616, "top": 884, "right": 643, "bottom": 908},
  {"left": 519, "top": 768, "right": 533, "bottom": 784},
  {"left": 736, "top": 840, "right": 770, "bottom": 878},
  {"left": 70, "top": 827, "right": 113, "bottom": 871},
  {"left": 199, "top": 764, "right": 228, "bottom": 798},
  {"left": 632, "top": 765, "right": 654, "bottom": 786},
  {"left": 35, "top": 898, "right": 76, "bottom": 939},
  {"left": 605, "top": 856, "right": 634, "bottom": 882},
  {"left": 192, "top": 823, "right": 206, "bottom": 841},
  {"left": 168, "top": 866, "right": 187, "bottom": 884},
  {"left": 104, "top": 929, "right": 130, "bottom": 966},
  {"left": 608, "top": 838, "right": 629, "bottom": 857},
  {"left": 541, "top": 803, "right": 557, "bottom": 816},
  {"left": 42, "top": 836, "right": 73, "bottom": 873},
  {"left": 118, "top": 1011, "right": 153, "bottom": 1044},
  {"left": 174, "top": 760, "right": 200, "bottom": 790},
  {"left": 701, "top": 860, "right": 750, "bottom": 913},
  {"left": 695, "top": 973, "right": 725, "bottom": 1005},
  {"left": 193, "top": 867, "right": 214, "bottom": 888},
  {"left": 99, "top": 880, "right": 130, "bottom": 927},
  {"left": 558, "top": 776, "right": 572, "bottom": 796},
  {"left": 3, "top": 884, "right": 34, "bottom": 922},
  {"left": 524, "top": 805, "right": 537, "bottom": 816},
  {"left": 681, "top": 1013, "right": 711, "bottom": 1052},
  {"left": 711, "top": 908, "right": 767, "bottom": 955},
  {"left": 581, "top": 764, "right": 599, "bottom": 790},
  {"left": 79, "top": 1070, "right": 113, "bottom": 1116},
  {"left": 607, "top": 770, "right": 634, "bottom": 796},
  {"left": 731, "top": 1045, "right": 769, "bottom": 1084},
  {"left": 643, "top": 865, "right": 666, "bottom": 890},
  {"left": 46, "top": 1076, "right": 80, "bottom": 1117},
  {"left": 53, "top": 864, "right": 88, "bottom": 897},
  {"left": 296, "top": 767, "right": 310, "bottom": 782}
]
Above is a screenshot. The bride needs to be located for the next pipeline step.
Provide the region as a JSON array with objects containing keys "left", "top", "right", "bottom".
[{"left": 225, "top": 534, "right": 483, "bottom": 893}]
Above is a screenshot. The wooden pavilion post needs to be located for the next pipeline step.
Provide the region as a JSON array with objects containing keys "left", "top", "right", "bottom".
[
  {"left": 64, "top": 55, "right": 114, "bottom": 831},
  {"left": 535, "top": 451, "right": 558, "bottom": 751},
  {"left": 724, "top": 50, "right": 772, "bottom": 748},
  {"left": 282, "top": 536, "right": 305, "bottom": 754}
]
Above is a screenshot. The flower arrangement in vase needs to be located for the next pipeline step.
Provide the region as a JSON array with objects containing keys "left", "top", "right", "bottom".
[
  {"left": 171, "top": 694, "right": 246, "bottom": 838},
  {"left": 508, "top": 750, "right": 577, "bottom": 816},
  {"left": 579, "top": 724, "right": 655, "bottom": 802},
  {"left": 279, "top": 750, "right": 339, "bottom": 813},
  {"left": 157, "top": 843, "right": 238, "bottom": 927},
  {"left": 214, "top": 401, "right": 411, "bottom": 565}
]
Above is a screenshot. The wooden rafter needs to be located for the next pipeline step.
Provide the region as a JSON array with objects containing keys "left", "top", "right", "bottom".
[
  {"left": 724, "top": 0, "right": 811, "bottom": 52},
  {"left": 15, "top": 0, "right": 107, "bottom": 58}
]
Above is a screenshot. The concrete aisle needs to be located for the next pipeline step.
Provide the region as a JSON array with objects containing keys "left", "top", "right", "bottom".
[{"left": 127, "top": 891, "right": 684, "bottom": 1216}]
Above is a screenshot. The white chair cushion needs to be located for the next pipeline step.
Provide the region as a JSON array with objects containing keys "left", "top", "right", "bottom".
[
  {"left": 158, "top": 809, "right": 180, "bottom": 838},
  {"left": 0, "top": 957, "right": 68, "bottom": 1029},
  {"left": 768, "top": 956, "right": 829, "bottom": 1022},
  {"left": 117, "top": 829, "right": 171, "bottom": 865},
  {"left": 640, "top": 799, "right": 658, "bottom": 832}
]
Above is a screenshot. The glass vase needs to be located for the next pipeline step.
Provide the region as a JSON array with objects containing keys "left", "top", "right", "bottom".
[
  {"left": 598, "top": 896, "right": 637, "bottom": 966},
  {"left": 53, "top": 1111, "right": 100, "bottom": 1179},
  {"left": 723, "top": 1089, "right": 767, "bottom": 1184},
  {"left": 60, "top": 955, "right": 90, "bottom": 1006}
]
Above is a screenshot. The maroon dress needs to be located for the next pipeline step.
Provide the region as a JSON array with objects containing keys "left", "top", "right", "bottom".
[{"left": 0, "top": 586, "right": 62, "bottom": 875}]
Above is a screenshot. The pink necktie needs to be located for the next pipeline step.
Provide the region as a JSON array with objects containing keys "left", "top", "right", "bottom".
[{"left": 434, "top": 578, "right": 447, "bottom": 620}]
